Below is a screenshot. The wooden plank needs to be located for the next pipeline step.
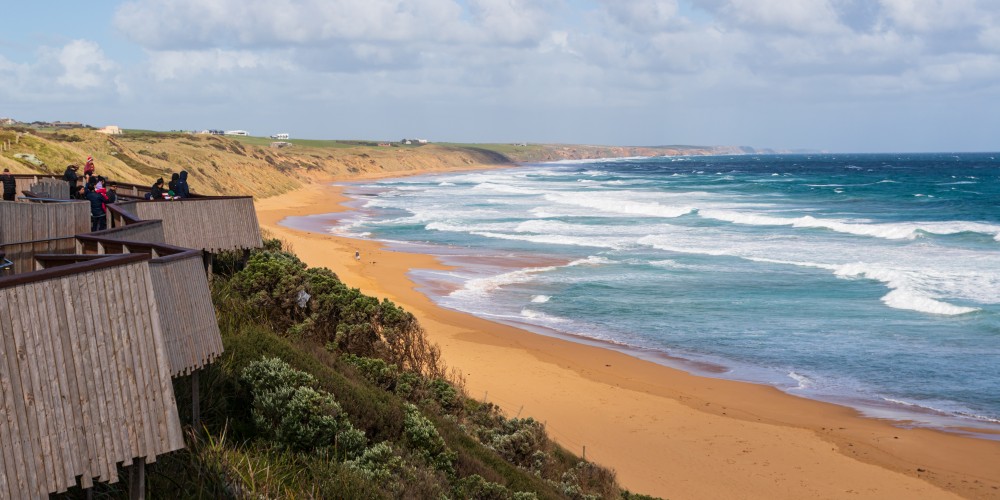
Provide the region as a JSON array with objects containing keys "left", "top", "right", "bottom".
[
  {"left": 140, "top": 261, "right": 184, "bottom": 451},
  {"left": 63, "top": 274, "right": 97, "bottom": 489},
  {"left": 0, "top": 289, "right": 27, "bottom": 497},
  {"left": 122, "top": 263, "right": 155, "bottom": 460},
  {"left": 85, "top": 268, "right": 121, "bottom": 483},
  {"left": 13, "top": 283, "right": 52, "bottom": 495},
  {"left": 105, "top": 265, "right": 141, "bottom": 460},
  {"left": 37, "top": 279, "right": 74, "bottom": 491}
]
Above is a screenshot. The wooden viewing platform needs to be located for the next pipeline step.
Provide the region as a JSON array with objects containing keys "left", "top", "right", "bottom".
[{"left": 0, "top": 183, "right": 262, "bottom": 498}]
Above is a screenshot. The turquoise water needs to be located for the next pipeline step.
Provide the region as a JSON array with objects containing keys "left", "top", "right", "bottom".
[{"left": 292, "top": 153, "right": 1000, "bottom": 433}]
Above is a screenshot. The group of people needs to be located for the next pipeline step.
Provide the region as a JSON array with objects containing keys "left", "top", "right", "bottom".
[
  {"left": 148, "top": 171, "right": 190, "bottom": 200},
  {"left": 62, "top": 158, "right": 119, "bottom": 232}
]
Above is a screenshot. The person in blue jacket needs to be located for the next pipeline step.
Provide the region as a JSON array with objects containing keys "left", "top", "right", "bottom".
[{"left": 84, "top": 179, "right": 107, "bottom": 231}]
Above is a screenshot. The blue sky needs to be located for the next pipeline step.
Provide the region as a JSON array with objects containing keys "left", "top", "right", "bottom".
[{"left": 1, "top": 0, "right": 999, "bottom": 152}]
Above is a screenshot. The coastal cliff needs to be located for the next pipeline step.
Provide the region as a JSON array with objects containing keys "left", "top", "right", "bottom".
[{"left": 0, "top": 127, "right": 759, "bottom": 198}]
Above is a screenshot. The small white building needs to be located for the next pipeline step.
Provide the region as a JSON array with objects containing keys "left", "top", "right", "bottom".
[
  {"left": 224, "top": 130, "right": 249, "bottom": 136},
  {"left": 270, "top": 133, "right": 289, "bottom": 140},
  {"left": 97, "top": 125, "right": 123, "bottom": 135}
]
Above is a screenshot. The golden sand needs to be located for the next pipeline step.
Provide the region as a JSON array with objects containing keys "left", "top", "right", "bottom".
[{"left": 255, "top": 169, "right": 1000, "bottom": 499}]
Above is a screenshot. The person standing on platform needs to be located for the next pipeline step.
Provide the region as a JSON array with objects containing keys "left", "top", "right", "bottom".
[
  {"left": 63, "top": 164, "right": 79, "bottom": 198},
  {"left": 84, "top": 155, "right": 95, "bottom": 176},
  {"left": 85, "top": 178, "right": 108, "bottom": 231},
  {"left": 0, "top": 168, "right": 15, "bottom": 201},
  {"left": 106, "top": 181, "right": 118, "bottom": 204},
  {"left": 176, "top": 170, "right": 191, "bottom": 198}
]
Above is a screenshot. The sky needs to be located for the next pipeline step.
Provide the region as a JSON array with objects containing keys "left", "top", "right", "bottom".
[{"left": 1, "top": 0, "right": 999, "bottom": 152}]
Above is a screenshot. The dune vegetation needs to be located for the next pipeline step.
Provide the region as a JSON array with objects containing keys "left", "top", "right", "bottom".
[{"left": 57, "top": 239, "right": 658, "bottom": 499}]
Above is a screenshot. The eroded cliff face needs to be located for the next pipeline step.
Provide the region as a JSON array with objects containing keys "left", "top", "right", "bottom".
[{"left": 0, "top": 128, "right": 756, "bottom": 198}]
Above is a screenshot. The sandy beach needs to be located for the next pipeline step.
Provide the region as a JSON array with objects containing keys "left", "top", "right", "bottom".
[{"left": 255, "top": 170, "right": 1000, "bottom": 499}]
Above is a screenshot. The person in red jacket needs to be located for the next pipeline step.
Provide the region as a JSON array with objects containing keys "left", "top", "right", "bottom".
[{"left": 84, "top": 156, "right": 95, "bottom": 176}]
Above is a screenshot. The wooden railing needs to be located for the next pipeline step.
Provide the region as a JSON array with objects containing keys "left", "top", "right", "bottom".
[
  {"left": 120, "top": 197, "right": 262, "bottom": 253},
  {"left": 0, "top": 180, "right": 259, "bottom": 497},
  {"left": 0, "top": 256, "right": 185, "bottom": 497},
  {"left": 12, "top": 174, "right": 156, "bottom": 201}
]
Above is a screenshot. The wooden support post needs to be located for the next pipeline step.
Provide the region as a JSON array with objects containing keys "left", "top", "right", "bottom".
[
  {"left": 192, "top": 369, "right": 201, "bottom": 431},
  {"left": 128, "top": 456, "right": 145, "bottom": 500},
  {"left": 202, "top": 251, "right": 214, "bottom": 281}
]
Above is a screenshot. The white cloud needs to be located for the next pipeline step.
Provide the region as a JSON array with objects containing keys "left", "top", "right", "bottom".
[
  {"left": 878, "top": 0, "right": 982, "bottom": 33},
  {"left": 601, "top": 0, "right": 681, "bottom": 33},
  {"left": 147, "top": 49, "right": 289, "bottom": 81},
  {"left": 56, "top": 40, "right": 118, "bottom": 89},
  {"left": 693, "top": 0, "right": 845, "bottom": 34}
]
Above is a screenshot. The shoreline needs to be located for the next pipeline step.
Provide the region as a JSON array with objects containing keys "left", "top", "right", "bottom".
[{"left": 255, "top": 167, "right": 1000, "bottom": 499}]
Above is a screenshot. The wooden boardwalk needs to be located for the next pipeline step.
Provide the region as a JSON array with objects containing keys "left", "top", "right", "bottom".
[
  {"left": 0, "top": 201, "right": 90, "bottom": 275},
  {"left": 0, "top": 189, "right": 260, "bottom": 497},
  {"left": 0, "top": 257, "right": 185, "bottom": 498},
  {"left": 124, "top": 198, "right": 262, "bottom": 252}
]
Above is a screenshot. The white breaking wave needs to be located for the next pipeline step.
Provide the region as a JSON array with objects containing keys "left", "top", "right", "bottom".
[
  {"left": 638, "top": 236, "right": 983, "bottom": 316},
  {"left": 545, "top": 192, "right": 696, "bottom": 218},
  {"left": 519, "top": 308, "right": 568, "bottom": 323},
  {"left": 451, "top": 256, "right": 612, "bottom": 300},
  {"left": 698, "top": 209, "right": 1000, "bottom": 241},
  {"left": 788, "top": 371, "right": 814, "bottom": 390},
  {"left": 531, "top": 295, "right": 551, "bottom": 303},
  {"left": 451, "top": 265, "right": 558, "bottom": 299},
  {"left": 471, "top": 182, "right": 543, "bottom": 195}
]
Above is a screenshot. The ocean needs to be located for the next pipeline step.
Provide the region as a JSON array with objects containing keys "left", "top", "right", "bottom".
[{"left": 289, "top": 153, "right": 1000, "bottom": 435}]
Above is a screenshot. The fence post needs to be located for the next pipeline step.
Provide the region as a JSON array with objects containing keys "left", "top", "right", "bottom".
[
  {"left": 128, "top": 456, "right": 145, "bottom": 500},
  {"left": 192, "top": 369, "right": 201, "bottom": 430}
]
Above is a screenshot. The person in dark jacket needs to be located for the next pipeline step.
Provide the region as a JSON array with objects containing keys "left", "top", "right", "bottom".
[
  {"left": 150, "top": 178, "right": 166, "bottom": 200},
  {"left": 0, "top": 168, "right": 15, "bottom": 201},
  {"left": 106, "top": 181, "right": 118, "bottom": 204},
  {"left": 168, "top": 172, "right": 180, "bottom": 195},
  {"left": 175, "top": 170, "right": 191, "bottom": 198},
  {"left": 85, "top": 179, "right": 107, "bottom": 231},
  {"left": 63, "top": 165, "right": 79, "bottom": 198}
]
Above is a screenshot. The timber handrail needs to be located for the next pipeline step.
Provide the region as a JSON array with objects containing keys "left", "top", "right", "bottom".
[{"left": 0, "top": 253, "right": 148, "bottom": 288}]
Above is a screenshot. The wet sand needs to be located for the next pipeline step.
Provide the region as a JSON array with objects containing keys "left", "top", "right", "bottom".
[{"left": 255, "top": 171, "right": 1000, "bottom": 499}]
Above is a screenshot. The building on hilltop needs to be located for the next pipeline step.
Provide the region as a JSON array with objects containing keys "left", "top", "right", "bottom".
[
  {"left": 52, "top": 121, "right": 84, "bottom": 129},
  {"left": 270, "top": 133, "right": 289, "bottom": 140},
  {"left": 97, "top": 125, "right": 123, "bottom": 135},
  {"left": 224, "top": 130, "right": 249, "bottom": 136}
]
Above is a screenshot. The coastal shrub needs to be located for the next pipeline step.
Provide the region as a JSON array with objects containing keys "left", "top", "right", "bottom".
[
  {"left": 553, "top": 461, "right": 618, "bottom": 500},
  {"left": 346, "top": 441, "right": 405, "bottom": 486},
  {"left": 403, "top": 403, "right": 456, "bottom": 474},
  {"left": 484, "top": 418, "right": 548, "bottom": 468},
  {"left": 231, "top": 251, "right": 310, "bottom": 330},
  {"left": 241, "top": 357, "right": 366, "bottom": 457},
  {"left": 341, "top": 353, "right": 400, "bottom": 390},
  {"left": 430, "top": 377, "right": 461, "bottom": 413},
  {"left": 229, "top": 248, "right": 445, "bottom": 378},
  {"left": 451, "top": 474, "right": 543, "bottom": 499}
]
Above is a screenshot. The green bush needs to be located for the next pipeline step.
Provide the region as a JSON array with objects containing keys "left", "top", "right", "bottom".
[
  {"left": 241, "top": 357, "right": 366, "bottom": 457},
  {"left": 403, "top": 403, "right": 456, "bottom": 474},
  {"left": 231, "top": 252, "right": 311, "bottom": 330},
  {"left": 229, "top": 251, "right": 444, "bottom": 378},
  {"left": 451, "top": 474, "right": 543, "bottom": 499},
  {"left": 487, "top": 418, "right": 548, "bottom": 468}
]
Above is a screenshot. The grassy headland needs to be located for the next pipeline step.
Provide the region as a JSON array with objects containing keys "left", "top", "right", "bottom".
[{"left": 0, "top": 126, "right": 742, "bottom": 197}]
